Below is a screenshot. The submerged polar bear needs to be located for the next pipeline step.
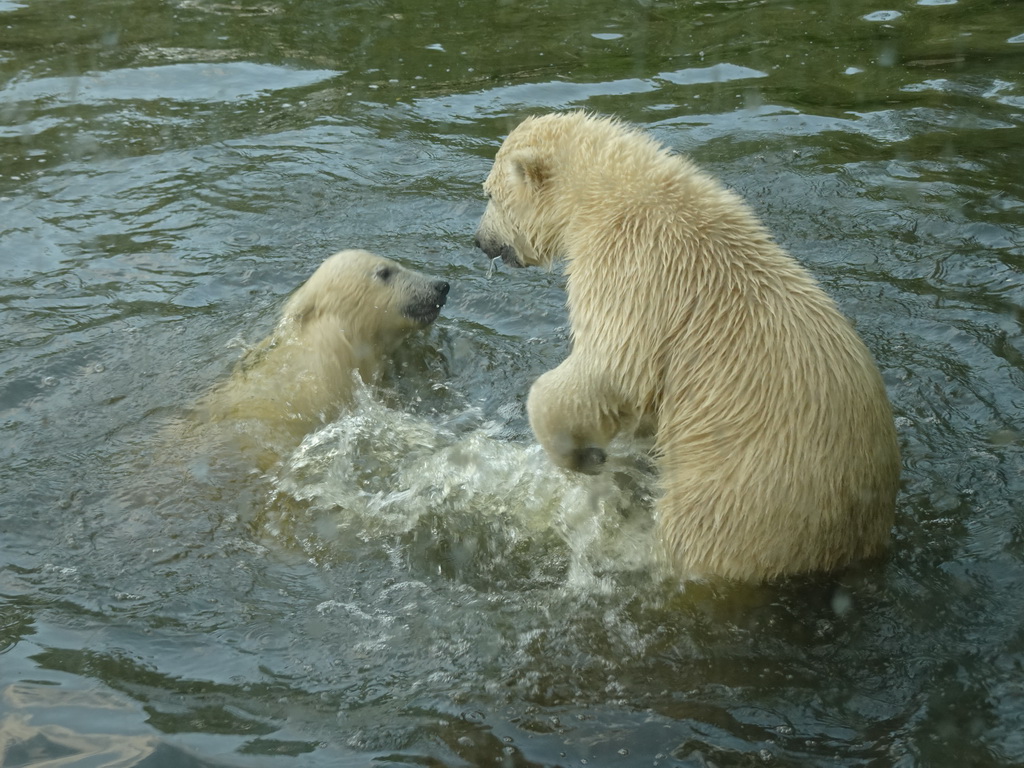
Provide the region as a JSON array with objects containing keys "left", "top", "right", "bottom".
[
  {"left": 476, "top": 112, "right": 900, "bottom": 583},
  {"left": 183, "top": 249, "right": 449, "bottom": 470}
]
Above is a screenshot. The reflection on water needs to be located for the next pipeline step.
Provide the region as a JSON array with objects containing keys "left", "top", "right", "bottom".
[
  {"left": 1, "top": 683, "right": 161, "bottom": 766},
  {"left": 1, "top": 0, "right": 1023, "bottom": 765}
]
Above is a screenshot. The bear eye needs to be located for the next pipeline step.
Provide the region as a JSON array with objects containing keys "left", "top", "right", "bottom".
[{"left": 374, "top": 266, "right": 394, "bottom": 282}]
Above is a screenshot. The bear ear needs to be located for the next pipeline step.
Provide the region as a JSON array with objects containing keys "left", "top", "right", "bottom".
[{"left": 509, "top": 149, "right": 550, "bottom": 192}]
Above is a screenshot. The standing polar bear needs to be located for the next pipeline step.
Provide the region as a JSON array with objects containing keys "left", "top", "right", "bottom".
[
  {"left": 476, "top": 112, "right": 900, "bottom": 583},
  {"left": 184, "top": 249, "right": 449, "bottom": 470}
]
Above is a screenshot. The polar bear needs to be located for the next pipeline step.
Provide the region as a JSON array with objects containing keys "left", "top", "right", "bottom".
[
  {"left": 475, "top": 112, "right": 900, "bottom": 583},
  {"left": 183, "top": 249, "right": 449, "bottom": 470}
]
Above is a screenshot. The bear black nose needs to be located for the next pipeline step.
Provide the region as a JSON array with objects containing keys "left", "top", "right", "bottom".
[{"left": 435, "top": 281, "right": 450, "bottom": 297}]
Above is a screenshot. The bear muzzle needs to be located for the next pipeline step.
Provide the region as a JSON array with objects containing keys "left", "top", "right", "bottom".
[
  {"left": 403, "top": 280, "right": 450, "bottom": 326},
  {"left": 474, "top": 233, "right": 524, "bottom": 268}
]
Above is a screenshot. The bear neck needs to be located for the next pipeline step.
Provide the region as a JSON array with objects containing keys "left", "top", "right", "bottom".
[{"left": 265, "top": 318, "right": 388, "bottom": 414}]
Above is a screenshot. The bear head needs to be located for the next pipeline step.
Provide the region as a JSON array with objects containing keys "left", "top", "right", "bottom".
[
  {"left": 476, "top": 112, "right": 658, "bottom": 270},
  {"left": 475, "top": 114, "right": 585, "bottom": 270},
  {"left": 282, "top": 249, "right": 449, "bottom": 354}
]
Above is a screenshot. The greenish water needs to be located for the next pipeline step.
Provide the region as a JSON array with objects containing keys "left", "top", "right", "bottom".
[{"left": 2, "top": 0, "right": 1023, "bottom": 765}]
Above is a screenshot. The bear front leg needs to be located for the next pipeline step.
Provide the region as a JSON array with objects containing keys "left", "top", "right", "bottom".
[{"left": 527, "top": 358, "right": 622, "bottom": 475}]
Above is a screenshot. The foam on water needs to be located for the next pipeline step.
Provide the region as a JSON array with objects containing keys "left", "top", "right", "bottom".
[{"left": 262, "top": 384, "right": 662, "bottom": 594}]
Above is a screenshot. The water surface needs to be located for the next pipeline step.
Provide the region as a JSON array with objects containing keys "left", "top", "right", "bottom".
[{"left": 2, "top": 0, "right": 1023, "bottom": 765}]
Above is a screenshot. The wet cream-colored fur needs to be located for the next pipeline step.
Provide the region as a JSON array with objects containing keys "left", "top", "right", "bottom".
[
  {"left": 183, "top": 249, "right": 449, "bottom": 470},
  {"left": 476, "top": 112, "right": 900, "bottom": 583}
]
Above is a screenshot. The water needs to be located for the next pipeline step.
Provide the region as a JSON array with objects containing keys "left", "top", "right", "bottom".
[{"left": 2, "top": 0, "right": 1023, "bottom": 765}]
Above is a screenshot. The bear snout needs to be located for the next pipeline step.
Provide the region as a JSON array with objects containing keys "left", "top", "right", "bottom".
[
  {"left": 403, "top": 280, "right": 449, "bottom": 326},
  {"left": 476, "top": 236, "right": 523, "bottom": 268},
  {"left": 430, "top": 280, "right": 450, "bottom": 310}
]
